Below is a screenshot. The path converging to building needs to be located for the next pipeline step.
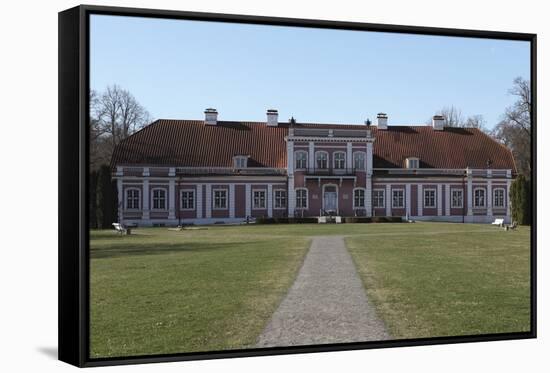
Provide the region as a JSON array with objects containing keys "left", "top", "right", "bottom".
[{"left": 256, "top": 236, "right": 390, "bottom": 347}]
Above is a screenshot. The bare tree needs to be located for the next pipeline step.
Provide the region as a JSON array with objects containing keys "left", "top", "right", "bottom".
[
  {"left": 89, "top": 85, "right": 152, "bottom": 170},
  {"left": 464, "top": 114, "right": 487, "bottom": 131},
  {"left": 437, "top": 106, "right": 464, "bottom": 127},
  {"left": 429, "top": 106, "right": 487, "bottom": 131},
  {"left": 491, "top": 77, "right": 531, "bottom": 176}
]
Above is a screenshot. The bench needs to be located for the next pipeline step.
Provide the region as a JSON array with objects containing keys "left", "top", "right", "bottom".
[
  {"left": 491, "top": 218, "right": 504, "bottom": 227},
  {"left": 112, "top": 223, "right": 129, "bottom": 235}
]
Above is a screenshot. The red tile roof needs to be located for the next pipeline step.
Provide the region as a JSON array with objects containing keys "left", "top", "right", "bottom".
[{"left": 111, "top": 120, "right": 516, "bottom": 172}]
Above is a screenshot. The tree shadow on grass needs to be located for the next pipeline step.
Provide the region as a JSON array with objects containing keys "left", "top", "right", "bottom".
[{"left": 90, "top": 240, "right": 266, "bottom": 259}]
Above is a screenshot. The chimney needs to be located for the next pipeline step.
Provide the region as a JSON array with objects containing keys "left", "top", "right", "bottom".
[
  {"left": 376, "top": 113, "right": 388, "bottom": 130},
  {"left": 432, "top": 115, "right": 445, "bottom": 130},
  {"left": 204, "top": 108, "right": 218, "bottom": 125},
  {"left": 266, "top": 109, "right": 279, "bottom": 127}
]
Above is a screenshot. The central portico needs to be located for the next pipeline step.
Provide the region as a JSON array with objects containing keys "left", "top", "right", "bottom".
[{"left": 286, "top": 120, "right": 375, "bottom": 217}]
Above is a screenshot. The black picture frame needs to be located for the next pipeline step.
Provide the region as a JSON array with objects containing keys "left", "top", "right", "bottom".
[{"left": 59, "top": 4, "right": 537, "bottom": 367}]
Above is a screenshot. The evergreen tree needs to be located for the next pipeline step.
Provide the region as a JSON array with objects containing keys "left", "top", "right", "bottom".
[
  {"left": 95, "top": 165, "right": 118, "bottom": 228},
  {"left": 89, "top": 170, "right": 98, "bottom": 229},
  {"left": 510, "top": 175, "right": 531, "bottom": 225}
]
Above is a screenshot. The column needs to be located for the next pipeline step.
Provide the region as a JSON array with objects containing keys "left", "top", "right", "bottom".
[
  {"left": 142, "top": 167, "right": 150, "bottom": 220},
  {"left": 267, "top": 184, "right": 273, "bottom": 218},
  {"left": 229, "top": 184, "right": 235, "bottom": 218},
  {"left": 467, "top": 168, "right": 473, "bottom": 216},
  {"left": 445, "top": 184, "right": 451, "bottom": 216},
  {"left": 168, "top": 179, "right": 176, "bottom": 220},
  {"left": 385, "top": 184, "right": 391, "bottom": 216},
  {"left": 405, "top": 183, "right": 411, "bottom": 218},
  {"left": 196, "top": 184, "right": 203, "bottom": 219},
  {"left": 205, "top": 184, "right": 212, "bottom": 219},
  {"left": 417, "top": 184, "right": 423, "bottom": 217},
  {"left": 437, "top": 184, "right": 442, "bottom": 216},
  {"left": 245, "top": 183, "right": 251, "bottom": 217}
]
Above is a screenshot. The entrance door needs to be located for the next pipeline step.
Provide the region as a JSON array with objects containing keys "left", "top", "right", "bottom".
[{"left": 323, "top": 186, "right": 337, "bottom": 212}]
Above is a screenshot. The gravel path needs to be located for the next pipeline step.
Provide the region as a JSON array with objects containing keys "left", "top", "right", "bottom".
[{"left": 256, "top": 236, "right": 390, "bottom": 347}]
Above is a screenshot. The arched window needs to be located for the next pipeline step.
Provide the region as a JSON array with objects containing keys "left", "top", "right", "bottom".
[
  {"left": 353, "top": 152, "right": 366, "bottom": 170},
  {"left": 125, "top": 188, "right": 140, "bottom": 210},
  {"left": 295, "top": 188, "right": 308, "bottom": 209},
  {"left": 151, "top": 188, "right": 167, "bottom": 210},
  {"left": 315, "top": 151, "right": 328, "bottom": 170},
  {"left": 333, "top": 152, "right": 346, "bottom": 169},
  {"left": 474, "top": 188, "right": 486, "bottom": 207},
  {"left": 295, "top": 151, "right": 307, "bottom": 170},
  {"left": 353, "top": 188, "right": 365, "bottom": 208}
]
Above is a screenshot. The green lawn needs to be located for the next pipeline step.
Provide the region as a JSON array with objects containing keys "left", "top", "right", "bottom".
[
  {"left": 90, "top": 222, "right": 531, "bottom": 358},
  {"left": 346, "top": 223, "right": 531, "bottom": 339}
]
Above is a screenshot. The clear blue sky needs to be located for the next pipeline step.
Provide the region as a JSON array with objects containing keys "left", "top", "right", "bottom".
[{"left": 90, "top": 15, "right": 530, "bottom": 129}]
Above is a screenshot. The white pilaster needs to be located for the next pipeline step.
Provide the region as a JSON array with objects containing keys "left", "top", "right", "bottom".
[
  {"left": 385, "top": 184, "right": 391, "bottom": 216},
  {"left": 168, "top": 179, "right": 175, "bottom": 220},
  {"left": 346, "top": 142, "right": 352, "bottom": 170},
  {"left": 366, "top": 139, "right": 374, "bottom": 217},
  {"left": 308, "top": 142, "right": 315, "bottom": 169},
  {"left": 267, "top": 184, "right": 273, "bottom": 218},
  {"left": 196, "top": 184, "right": 203, "bottom": 219},
  {"left": 467, "top": 168, "right": 473, "bottom": 216},
  {"left": 445, "top": 184, "right": 451, "bottom": 216},
  {"left": 117, "top": 178, "right": 123, "bottom": 223},
  {"left": 487, "top": 179, "right": 493, "bottom": 217},
  {"left": 405, "top": 183, "right": 411, "bottom": 218},
  {"left": 437, "top": 184, "right": 442, "bottom": 216},
  {"left": 288, "top": 178, "right": 295, "bottom": 217},
  {"left": 142, "top": 176, "right": 150, "bottom": 220},
  {"left": 365, "top": 176, "right": 372, "bottom": 217},
  {"left": 417, "top": 184, "right": 423, "bottom": 217},
  {"left": 506, "top": 171, "right": 511, "bottom": 218},
  {"left": 229, "top": 184, "right": 235, "bottom": 218},
  {"left": 205, "top": 184, "right": 212, "bottom": 219},
  {"left": 245, "top": 183, "right": 251, "bottom": 217}
]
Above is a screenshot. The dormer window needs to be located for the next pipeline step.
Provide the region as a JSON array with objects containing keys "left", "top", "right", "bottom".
[
  {"left": 406, "top": 157, "right": 419, "bottom": 169},
  {"left": 234, "top": 155, "right": 248, "bottom": 169}
]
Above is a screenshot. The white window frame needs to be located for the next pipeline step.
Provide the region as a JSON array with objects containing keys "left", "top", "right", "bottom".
[
  {"left": 125, "top": 188, "right": 141, "bottom": 210},
  {"left": 294, "top": 151, "right": 308, "bottom": 170},
  {"left": 315, "top": 151, "right": 329, "bottom": 170},
  {"left": 212, "top": 188, "right": 228, "bottom": 210},
  {"left": 493, "top": 188, "right": 505, "bottom": 208},
  {"left": 180, "top": 189, "right": 195, "bottom": 211},
  {"left": 333, "top": 151, "right": 346, "bottom": 170},
  {"left": 372, "top": 189, "right": 385, "bottom": 208},
  {"left": 252, "top": 189, "right": 267, "bottom": 209},
  {"left": 233, "top": 155, "right": 248, "bottom": 169},
  {"left": 474, "top": 187, "right": 486, "bottom": 208},
  {"left": 353, "top": 188, "right": 366, "bottom": 209},
  {"left": 295, "top": 188, "right": 308, "bottom": 209},
  {"left": 423, "top": 188, "right": 436, "bottom": 208},
  {"left": 151, "top": 187, "right": 167, "bottom": 210},
  {"left": 451, "top": 188, "right": 463, "bottom": 208},
  {"left": 274, "top": 189, "right": 287, "bottom": 209},
  {"left": 406, "top": 157, "right": 420, "bottom": 169},
  {"left": 392, "top": 188, "right": 405, "bottom": 208},
  {"left": 353, "top": 151, "right": 366, "bottom": 170}
]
